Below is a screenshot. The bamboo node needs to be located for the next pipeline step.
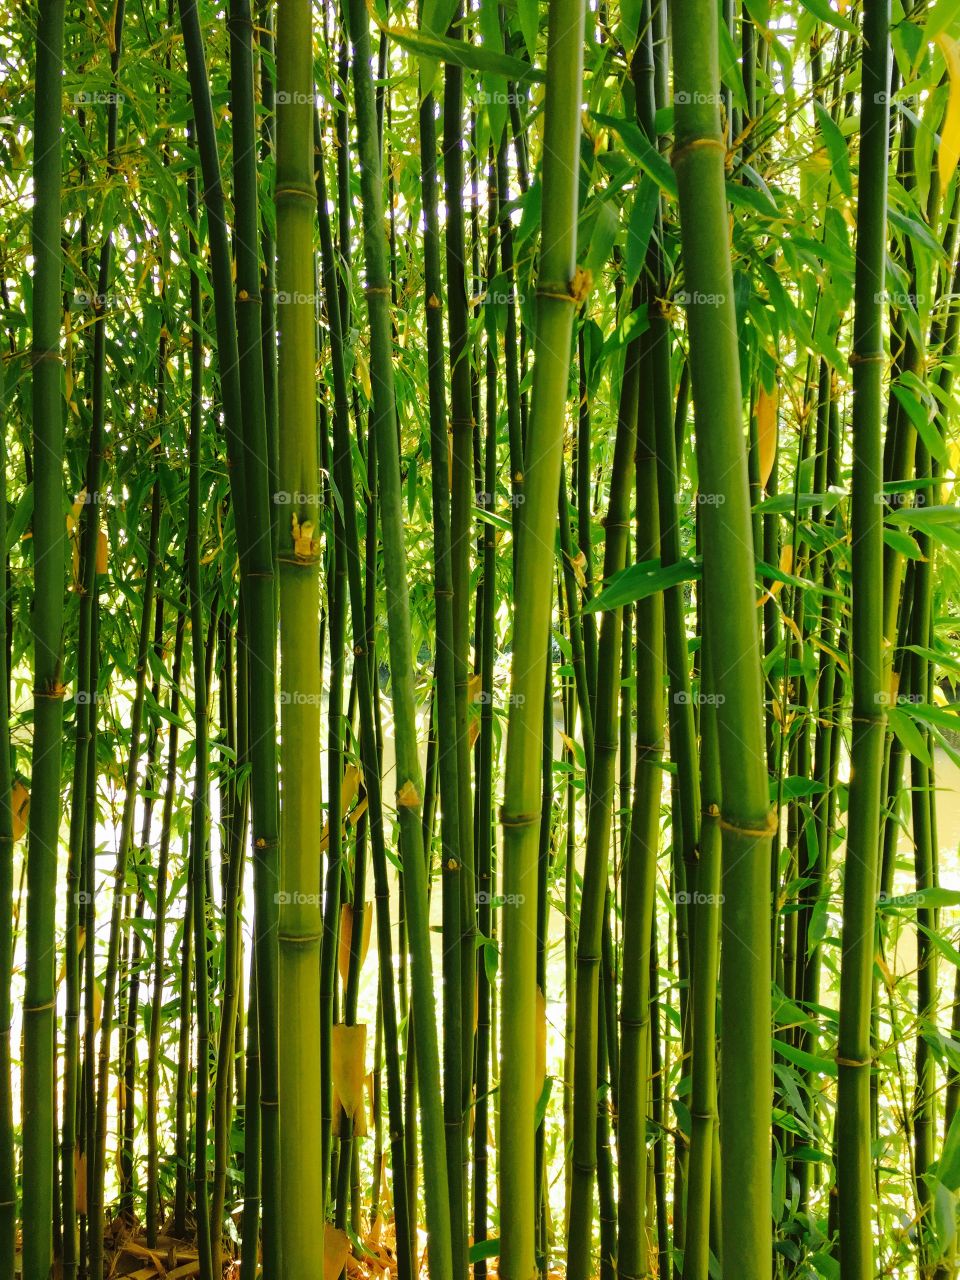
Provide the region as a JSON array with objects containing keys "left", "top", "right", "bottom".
[
  {"left": 499, "top": 809, "right": 540, "bottom": 829},
  {"left": 34, "top": 683, "right": 67, "bottom": 700},
  {"left": 835, "top": 1054, "right": 872, "bottom": 1068},
  {"left": 364, "top": 285, "right": 391, "bottom": 297},
  {"left": 849, "top": 350, "right": 885, "bottom": 366},
  {"left": 718, "top": 809, "right": 777, "bottom": 839},
  {"left": 671, "top": 136, "right": 725, "bottom": 166},
  {"left": 30, "top": 348, "right": 62, "bottom": 366}
]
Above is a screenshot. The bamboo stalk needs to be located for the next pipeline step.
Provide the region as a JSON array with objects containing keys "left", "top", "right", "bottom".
[
  {"left": 343, "top": 0, "right": 454, "bottom": 1270},
  {"left": 274, "top": 0, "right": 325, "bottom": 1266},
  {"left": 567, "top": 331, "right": 640, "bottom": 1278},
  {"left": 89, "top": 483, "right": 162, "bottom": 1278},
  {"left": 22, "top": 2, "right": 67, "bottom": 1273},
  {"left": 0, "top": 362, "right": 14, "bottom": 1280},
  {"left": 498, "top": 0, "right": 586, "bottom": 1273},
  {"left": 835, "top": 2, "right": 890, "bottom": 1274},
  {"left": 670, "top": 0, "right": 775, "bottom": 1273}
]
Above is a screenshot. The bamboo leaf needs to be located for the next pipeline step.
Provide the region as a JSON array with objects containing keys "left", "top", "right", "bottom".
[
  {"left": 796, "top": 0, "right": 857, "bottom": 34},
  {"left": 518, "top": 0, "right": 538, "bottom": 60},
  {"left": 938, "top": 34, "right": 960, "bottom": 188},
  {"left": 813, "top": 100, "right": 852, "bottom": 197},
  {"left": 886, "top": 705, "right": 933, "bottom": 765},
  {"left": 756, "top": 382, "right": 778, "bottom": 490},
  {"left": 386, "top": 25, "right": 544, "bottom": 87},
  {"left": 773, "top": 1038, "right": 837, "bottom": 1078},
  {"left": 593, "top": 113, "right": 678, "bottom": 197},
  {"left": 584, "top": 556, "right": 701, "bottom": 612}
]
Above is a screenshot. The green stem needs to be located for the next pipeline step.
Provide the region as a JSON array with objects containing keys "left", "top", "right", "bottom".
[
  {"left": 498, "top": 0, "right": 586, "bottom": 1273},
  {"left": 671, "top": 0, "right": 775, "bottom": 1272},
  {"left": 22, "top": 2, "right": 66, "bottom": 1273}
]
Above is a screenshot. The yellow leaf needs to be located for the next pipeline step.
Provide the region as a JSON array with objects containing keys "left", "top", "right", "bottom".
[
  {"left": 332, "top": 1023, "right": 367, "bottom": 1126},
  {"left": 291, "top": 514, "right": 318, "bottom": 560},
  {"left": 324, "top": 1226, "right": 349, "bottom": 1280},
  {"left": 756, "top": 382, "right": 778, "bottom": 490},
  {"left": 338, "top": 902, "right": 372, "bottom": 989},
  {"left": 355, "top": 350, "right": 372, "bottom": 401},
  {"left": 96, "top": 530, "right": 108, "bottom": 575},
  {"left": 937, "top": 35, "right": 960, "bottom": 188},
  {"left": 536, "top": 986, "right": 547, "bottom": 1094},
  {"left": 11, "top": 781, "right": 29, "bottom": 842},
  {"left": 396, "top": 779, "right": 420, "bottom": 808}
]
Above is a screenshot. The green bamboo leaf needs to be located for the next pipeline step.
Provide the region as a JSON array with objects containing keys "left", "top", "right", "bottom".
[
  {"left": 883, "top": 527, "right": 925, "bottom": 560},
  {"left": 937, "top": 1109, "right": 960, "bottom": 1191},
  {"left": 8, "top": 484, "right": 34, "bottom": 546},
  {"left": 886, "top": 705, "right": 933, "bottom": 765},
  {"left": 813, "top": 101, "right": 852, "bottom": 197},
  {"left": 584, "top": 556, "right": 701, "bottom": 612},
  {"left": 717, "top": 20, "right": 748, "bottom": 112},
  {"left": 927, "top": 0, "right": 960, "bottom": 42},
  {"left": 387, "top": 25, "right": 544, "bottom": 86},
  {"left": 624, "top": 179, "right": 659, "bottom": 287},
  {"left": 534, "top": 1074, "right": 553, "bottom": 1128},
  {"left": 878, "top": 887, "right": 960, "bottom": 911},
  {"left": 416, "top": 0, "right": 460, "bottom": 95},
  {"left": 796, "top": 0, "right": 857, "bottom": 34},
  {"left": 773, "top": 1038, "right": 837, "bottom": 1078},
  {"left": 593, "top": 112, "right": 678, "bottom": 197},
  {"left": 518, "top": 0, "right": 538, "bottom": 59},
  {"left": 888, "top": 206, "right": 945, "bottom": 259},
  {"left": 469, "top": 1237, "right": 501, "bottom": 1263},
  {"left": 891, "top": 382, "right": 950, "bottom": 465}
]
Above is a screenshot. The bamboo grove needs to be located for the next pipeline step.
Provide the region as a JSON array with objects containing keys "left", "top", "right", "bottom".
[{"left": 3, "top": 0, "right": 960, "bottom": 1274}]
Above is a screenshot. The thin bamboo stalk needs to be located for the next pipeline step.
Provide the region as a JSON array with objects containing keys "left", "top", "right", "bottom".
[
  {"left": 671, "top": 0, "right": 776, "bottom": 1273},
  {"left": 22, "top": 2, "right": 67, "bottom": 1273},
  {"left": 342, "top": 0, "right": 454, "bottom": 1269},
  {"left": 835, "top": 3, "right": 891, "bottom": 1275},
  {"left": 498, "top": 0, "right": 586, "bottom": 1273}
]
